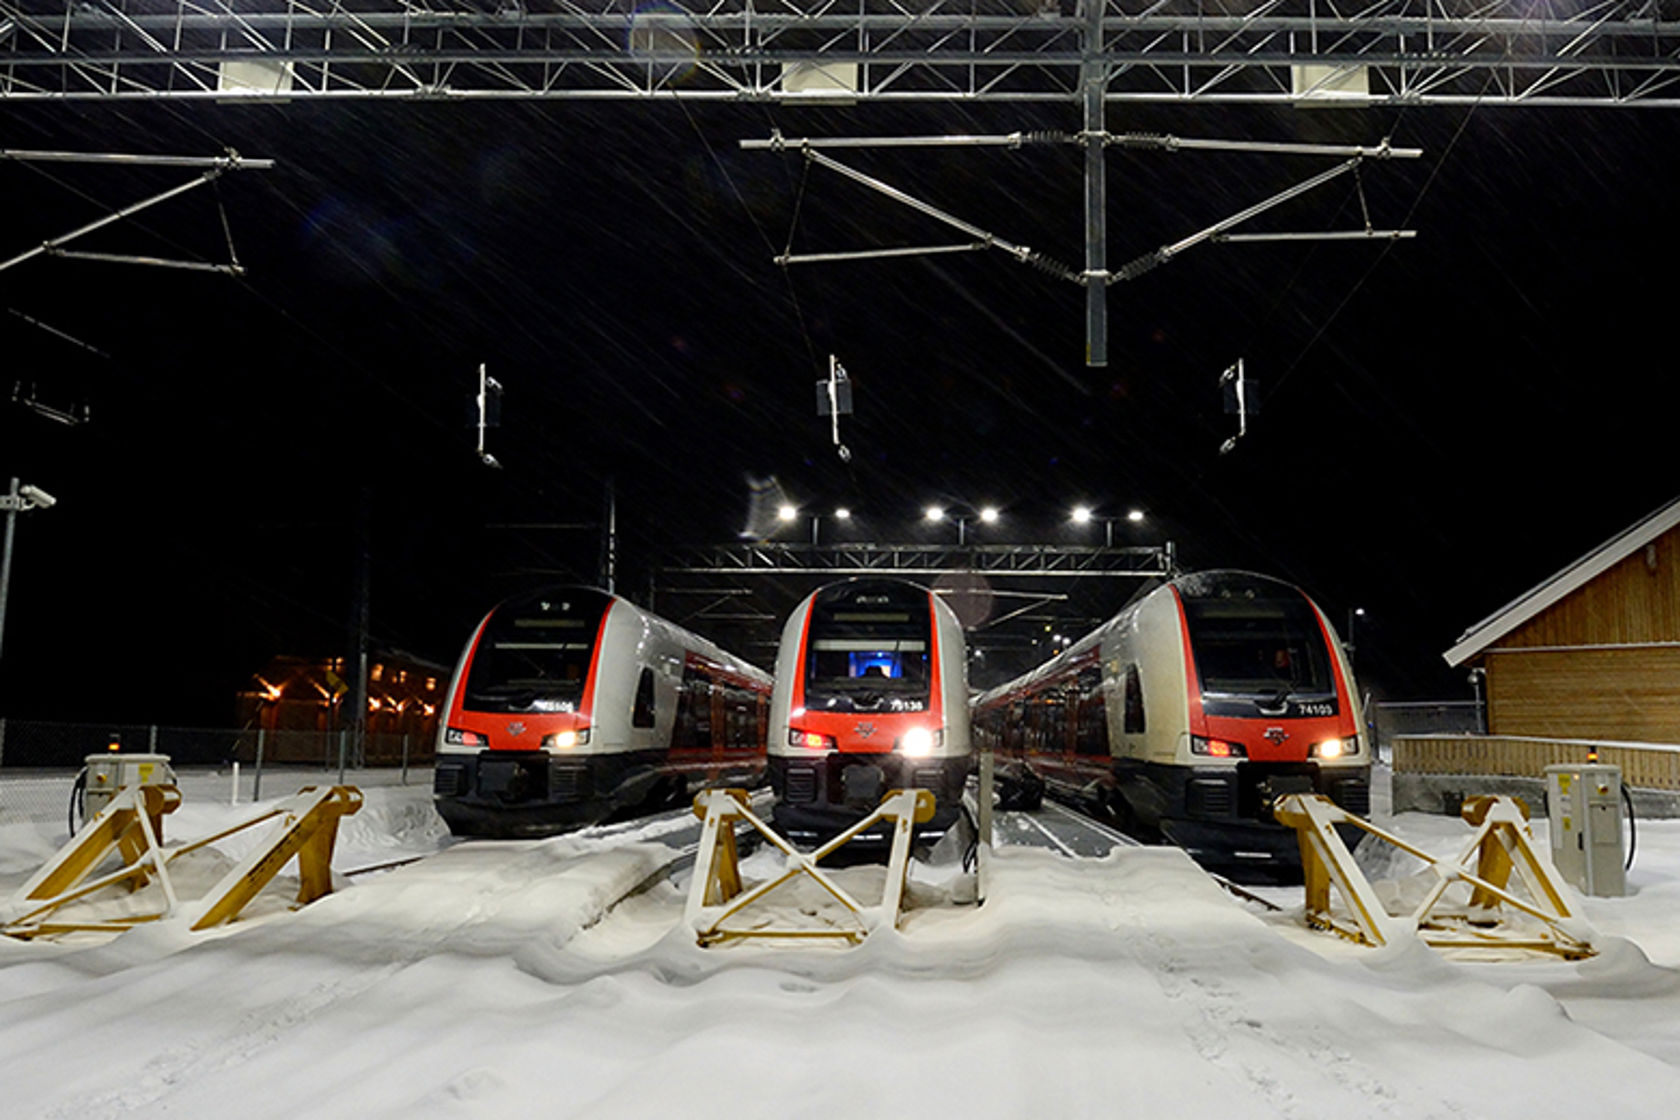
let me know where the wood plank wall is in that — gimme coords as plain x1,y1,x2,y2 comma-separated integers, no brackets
1476,522,1680,742
1393,735,1680,791
1487,646,1680,742
1495,524,1680,649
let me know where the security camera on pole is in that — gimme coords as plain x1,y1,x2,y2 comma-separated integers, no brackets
0,478,58,660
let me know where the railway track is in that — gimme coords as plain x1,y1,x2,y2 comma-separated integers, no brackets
997,796,1283,912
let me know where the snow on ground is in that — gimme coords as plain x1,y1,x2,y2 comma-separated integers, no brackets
1,768,1679,1118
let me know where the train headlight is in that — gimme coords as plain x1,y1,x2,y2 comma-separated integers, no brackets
444,727,489,747
543,728,590,751
898,727,942,757
1189,735,1247,759
1312,736,1356,759
789,729,836,751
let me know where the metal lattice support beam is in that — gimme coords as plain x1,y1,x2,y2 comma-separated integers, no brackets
0,1,1678,106
659,541,1175,577
649,541,1173,683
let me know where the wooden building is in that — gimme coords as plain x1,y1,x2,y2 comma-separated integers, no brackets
1445,495,1680,744
235,652,450,764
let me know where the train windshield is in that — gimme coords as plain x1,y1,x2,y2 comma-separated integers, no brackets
804,583,932,713
462,589,611,713
1180,585,1335,698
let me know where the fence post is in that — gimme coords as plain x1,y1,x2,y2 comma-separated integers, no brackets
254,727,265,801
148,724,158,752
401,733,410,786
337,729,348,785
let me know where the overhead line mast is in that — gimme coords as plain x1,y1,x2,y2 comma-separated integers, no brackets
746,130,1419,366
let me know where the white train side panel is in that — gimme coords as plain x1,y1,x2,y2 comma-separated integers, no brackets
976,570,1370,867
434,586,770,837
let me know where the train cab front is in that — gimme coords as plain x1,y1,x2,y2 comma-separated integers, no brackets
1156,574,1372,875
432,588,632,837
770,581,968,848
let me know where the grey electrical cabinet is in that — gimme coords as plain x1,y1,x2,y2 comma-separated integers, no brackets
83,752,177,820
1544,763,1626,897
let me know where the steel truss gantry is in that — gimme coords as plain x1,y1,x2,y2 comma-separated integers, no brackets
650,540,1175,672
0,1,1678,108
657,540,1176,578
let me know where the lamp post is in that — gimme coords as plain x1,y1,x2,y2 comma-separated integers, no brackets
826,506,852,545
1071,504,1145,547
926,503,999,545
780,503,853,545
0,478,58,660
1346,607,1365,669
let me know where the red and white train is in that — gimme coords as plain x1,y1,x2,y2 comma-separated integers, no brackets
434,586,771,837
973,570,1369,868
768,578,973,844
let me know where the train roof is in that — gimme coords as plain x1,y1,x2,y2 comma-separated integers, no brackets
488,584,771,682
974,569,1317,705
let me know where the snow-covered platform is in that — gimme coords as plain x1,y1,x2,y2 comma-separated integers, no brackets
2,786,1680,1117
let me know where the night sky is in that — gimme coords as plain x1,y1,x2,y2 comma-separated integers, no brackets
3,95,1677,726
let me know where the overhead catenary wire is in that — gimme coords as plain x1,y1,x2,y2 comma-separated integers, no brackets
1265,74,1497,402
0,128,628,639
675,98,829,384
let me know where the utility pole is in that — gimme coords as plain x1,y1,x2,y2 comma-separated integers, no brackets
0,478,18,661
600,479,617,594
1081,0,1108,367
0,478,58,661
346,488,372,773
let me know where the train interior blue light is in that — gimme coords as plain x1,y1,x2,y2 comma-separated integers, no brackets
849,652,902,679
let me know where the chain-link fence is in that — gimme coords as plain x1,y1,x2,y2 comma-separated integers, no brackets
0,769,79,838
1370,700,1484,761
0,719,437,841
0,719,435,771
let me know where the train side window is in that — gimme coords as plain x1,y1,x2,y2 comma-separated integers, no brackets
632,667,656,728
1076,667,1107,755
1123,663,1146,734
1077,667,1101,700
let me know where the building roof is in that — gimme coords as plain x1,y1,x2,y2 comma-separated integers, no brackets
1444,494,1680,667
